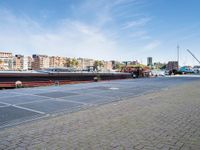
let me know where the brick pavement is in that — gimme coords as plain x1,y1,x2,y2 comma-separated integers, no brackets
0,82,200,150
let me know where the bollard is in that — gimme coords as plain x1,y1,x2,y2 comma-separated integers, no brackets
15,81,23,88
55,80,60,86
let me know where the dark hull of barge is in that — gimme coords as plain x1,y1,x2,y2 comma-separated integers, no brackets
0,72,132,88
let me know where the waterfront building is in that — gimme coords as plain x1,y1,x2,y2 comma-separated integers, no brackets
147,57,153,67
27,56,33,70
23,57,29,70
166,61,178,71
49,56,65,68
13,55,23,70
13,55,28,70
102,61,113,71
130,60,139,65
32,54,49,70
0,51,13,70
77,58,95,70
153,62,166,69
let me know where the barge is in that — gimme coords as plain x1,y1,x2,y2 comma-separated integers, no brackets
0,70,133,88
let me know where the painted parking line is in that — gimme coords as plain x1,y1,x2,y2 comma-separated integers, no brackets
1,77,200,130
0,100,46,115
16,98,89,106
18,100,85,114
0,105,9,108
54,98,90,105
0,101,11,106
6,91,89,105
12,105,46,115
5,91,81,100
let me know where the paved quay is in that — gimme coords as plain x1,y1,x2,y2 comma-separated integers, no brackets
0,77,200,149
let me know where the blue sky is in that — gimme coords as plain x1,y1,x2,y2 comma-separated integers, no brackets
0,0,200,65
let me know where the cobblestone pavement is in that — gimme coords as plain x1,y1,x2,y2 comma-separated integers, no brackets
0,81,200,150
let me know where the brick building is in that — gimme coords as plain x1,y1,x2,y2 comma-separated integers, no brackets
32,54,49,70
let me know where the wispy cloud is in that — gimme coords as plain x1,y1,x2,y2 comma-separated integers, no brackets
129,31,151,40
144,40,161,50
0,9,118,60
122,17,151,29
0,0,157,61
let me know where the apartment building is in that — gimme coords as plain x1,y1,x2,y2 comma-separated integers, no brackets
131,60,139,65
147,57,153,66
166,61,178,71
27,56,33,70
13,55,28,70
77,58,95,69
32,54,49,70
0,52,13,70
49,56,65,68
102,61,113,71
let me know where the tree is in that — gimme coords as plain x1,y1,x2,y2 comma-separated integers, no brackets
0,59,3,70
70,58,79,68
93,60,104,71
64,58,70,67
64,58,79,68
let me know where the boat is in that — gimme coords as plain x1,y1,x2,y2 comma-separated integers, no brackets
0,69,132,88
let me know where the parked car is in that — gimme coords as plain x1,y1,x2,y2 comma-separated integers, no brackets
179,66,194,74
193,66,200,73
164,70,170,75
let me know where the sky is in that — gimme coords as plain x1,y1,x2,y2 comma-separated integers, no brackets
0,0,200,66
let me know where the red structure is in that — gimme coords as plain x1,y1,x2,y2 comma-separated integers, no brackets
120,66,151,78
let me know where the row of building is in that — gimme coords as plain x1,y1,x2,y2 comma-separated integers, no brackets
0,52,113,71
0,51,179,72
147,57,179,71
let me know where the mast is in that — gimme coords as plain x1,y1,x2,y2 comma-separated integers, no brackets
177,44,180,69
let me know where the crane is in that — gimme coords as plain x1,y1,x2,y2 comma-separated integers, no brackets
186,49,200,64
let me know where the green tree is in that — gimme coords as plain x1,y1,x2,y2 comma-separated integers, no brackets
70,58,79,68
0,59,3,70
64,58,79,68
64,58,71,67
114,64,120,69
93,60,104,71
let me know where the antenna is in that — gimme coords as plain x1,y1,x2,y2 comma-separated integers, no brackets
177,44,180,68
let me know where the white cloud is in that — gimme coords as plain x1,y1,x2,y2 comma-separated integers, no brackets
122,17,151,29
144,40,161,50
129,31,151,40
0,9,118,60
0,0,156,62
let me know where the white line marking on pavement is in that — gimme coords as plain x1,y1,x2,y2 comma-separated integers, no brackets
12,105,46,115
0,100,46,115
5,91,77,100
5,90,90,105
109,87,119,90
13,99,51,105
0,101,11,106
54,98,89,105
0,106,9,108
